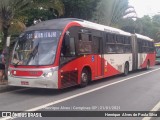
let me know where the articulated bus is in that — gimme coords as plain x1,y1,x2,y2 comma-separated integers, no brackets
155,42,160,64
8,18,155,89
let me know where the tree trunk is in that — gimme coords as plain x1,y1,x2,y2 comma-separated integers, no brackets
2,26,10,80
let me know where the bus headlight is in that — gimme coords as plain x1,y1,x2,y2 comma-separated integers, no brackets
46,72,53,77
43,72,53,78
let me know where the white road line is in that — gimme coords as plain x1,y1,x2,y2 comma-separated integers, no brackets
1,68,160,120
142,101,160,120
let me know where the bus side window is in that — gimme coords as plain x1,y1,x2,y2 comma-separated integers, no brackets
106,34,116,53
61,33,76,57
69,38,76,55
138,39,142,53
78,33,92,54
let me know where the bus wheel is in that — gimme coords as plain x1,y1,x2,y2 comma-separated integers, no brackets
80,69,89,87
124,63,129,76
146,60,150,70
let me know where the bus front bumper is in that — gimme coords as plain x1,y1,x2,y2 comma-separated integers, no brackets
8,67,59,89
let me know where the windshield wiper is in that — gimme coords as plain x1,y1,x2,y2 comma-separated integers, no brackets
13,61,21,67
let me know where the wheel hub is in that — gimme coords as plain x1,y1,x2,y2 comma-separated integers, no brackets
82,73,87,82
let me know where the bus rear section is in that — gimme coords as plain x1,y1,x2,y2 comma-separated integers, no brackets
131,34,155,70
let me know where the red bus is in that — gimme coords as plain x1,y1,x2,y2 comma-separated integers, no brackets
8,18,155,89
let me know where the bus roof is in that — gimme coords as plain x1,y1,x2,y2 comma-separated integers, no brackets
26,18,131,36
135,33,153,42
78,20,131,36
26,18,81,31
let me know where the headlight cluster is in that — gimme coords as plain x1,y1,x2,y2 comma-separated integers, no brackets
42,72,53,78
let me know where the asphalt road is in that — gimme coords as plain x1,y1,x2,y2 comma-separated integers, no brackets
1,65,160,120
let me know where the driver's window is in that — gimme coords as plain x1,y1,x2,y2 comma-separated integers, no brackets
61,32,76,57
60,30,76,65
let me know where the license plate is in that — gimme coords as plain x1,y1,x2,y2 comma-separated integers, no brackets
21,81,29,85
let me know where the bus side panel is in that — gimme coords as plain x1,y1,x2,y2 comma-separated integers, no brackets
59,55,96,89
59,54,124,89
103,54,132,77
138,53,155,69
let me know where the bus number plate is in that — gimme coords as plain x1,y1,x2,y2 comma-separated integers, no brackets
21,81,29,85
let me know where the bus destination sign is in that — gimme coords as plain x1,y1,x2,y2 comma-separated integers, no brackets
26,31,60,39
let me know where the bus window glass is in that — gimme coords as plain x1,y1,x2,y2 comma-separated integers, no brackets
138,39,142,53
11,30,61,66
106,44,116,53
61,34,76,57
105,34,116,53
69,38,76,55
78,33,92,54
93,36,101,54
82,34,89,41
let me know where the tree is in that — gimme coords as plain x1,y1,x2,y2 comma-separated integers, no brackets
9,20,26,35
31,0,64,17
0,0,30,79
62,0,99,20
119,18,135,33
0,0,30,48
19,0,65,26
119,15,160,42
152,15,160,28
94,0,136,26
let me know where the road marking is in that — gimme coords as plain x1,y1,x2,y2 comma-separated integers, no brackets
142,101,160,120
1,68,160,120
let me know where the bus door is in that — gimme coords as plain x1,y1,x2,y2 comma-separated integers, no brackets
131,35,138,70
93,36,104,78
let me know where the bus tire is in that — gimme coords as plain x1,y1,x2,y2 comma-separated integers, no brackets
80,68,89,87
124,62,129,76
146,60,150,70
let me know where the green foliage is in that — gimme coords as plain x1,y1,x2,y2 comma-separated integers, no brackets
21,8,57,27
9,20,26,35
119,15,160,42
31,0,64,16
62,0,99,20
19,0,65,26
1,0,160,42
152,15,160,27
119,18,135,33
94,0,132,26
0,0,30,47
22,0,99,26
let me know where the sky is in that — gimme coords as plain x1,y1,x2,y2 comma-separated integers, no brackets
129,0,160,17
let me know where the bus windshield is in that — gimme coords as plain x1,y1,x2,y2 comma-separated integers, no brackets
11,30,61,66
